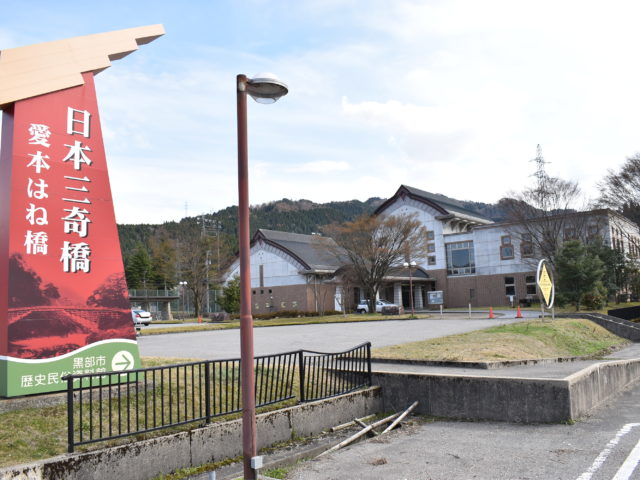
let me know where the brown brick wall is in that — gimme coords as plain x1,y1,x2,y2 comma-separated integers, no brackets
441,272,536,308
251,283,337,314
413,269,537,308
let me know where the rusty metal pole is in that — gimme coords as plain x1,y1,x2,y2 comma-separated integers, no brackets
236,74,257,480
409,266,414,317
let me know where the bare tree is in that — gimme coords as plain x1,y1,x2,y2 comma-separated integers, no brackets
323,213,429,314
177,235,214,319
597,153,640,228
502,146,587,268
334,265,359,315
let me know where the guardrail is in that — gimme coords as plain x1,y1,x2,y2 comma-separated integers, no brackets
63,342,371,452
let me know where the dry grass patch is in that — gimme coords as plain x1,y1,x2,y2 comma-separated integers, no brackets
373,319,628,362
0,356,299,468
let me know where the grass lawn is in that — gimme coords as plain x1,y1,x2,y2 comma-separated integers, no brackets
141,313,424,335
0,356,299,468
372,318,629,362
0,316,629,469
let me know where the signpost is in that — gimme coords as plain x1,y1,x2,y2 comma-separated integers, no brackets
428,290,444,319
536,259,555,321
0,26,164,397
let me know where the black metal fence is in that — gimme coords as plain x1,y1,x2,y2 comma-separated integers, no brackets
608,305,640,321
64,342,371,452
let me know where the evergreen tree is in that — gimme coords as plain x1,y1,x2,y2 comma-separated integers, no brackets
218,275,241,314
125,243,152,289
586,240,632,303
149,236,176,290
556,240,605,310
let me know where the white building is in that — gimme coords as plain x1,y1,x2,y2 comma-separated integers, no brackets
224,185,640,311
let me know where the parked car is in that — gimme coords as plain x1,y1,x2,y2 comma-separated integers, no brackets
356,299,398,313
131,309,152,326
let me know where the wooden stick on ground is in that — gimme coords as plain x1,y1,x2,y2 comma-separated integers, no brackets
381,401,419,434
330,414,376,432
355,418,378,436
319,412,401,457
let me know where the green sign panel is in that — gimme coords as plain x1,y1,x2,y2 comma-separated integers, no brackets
0,339,140,397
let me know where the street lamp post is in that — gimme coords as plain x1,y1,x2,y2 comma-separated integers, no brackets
179,281,187,319
236,72,288,480
403,261,416,317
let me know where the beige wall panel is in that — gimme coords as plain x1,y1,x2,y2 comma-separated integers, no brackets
0,24,164,108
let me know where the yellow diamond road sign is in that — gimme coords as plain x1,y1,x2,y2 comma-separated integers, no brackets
538,263,553,306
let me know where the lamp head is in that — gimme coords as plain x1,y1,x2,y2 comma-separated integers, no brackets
247,73,288,104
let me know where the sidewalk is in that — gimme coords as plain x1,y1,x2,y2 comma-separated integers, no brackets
185,344,640,480
371,342,640,379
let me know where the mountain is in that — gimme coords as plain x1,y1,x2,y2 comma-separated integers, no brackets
117,195,509,280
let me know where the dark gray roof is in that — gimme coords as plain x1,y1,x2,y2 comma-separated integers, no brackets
375,185,493,223
253,229,343,272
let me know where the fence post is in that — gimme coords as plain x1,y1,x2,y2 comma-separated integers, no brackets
366,342,372,386
298,350,306,403
66,376,75,453
204,362,211,423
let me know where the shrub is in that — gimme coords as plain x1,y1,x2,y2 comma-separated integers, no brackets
582,282,608,310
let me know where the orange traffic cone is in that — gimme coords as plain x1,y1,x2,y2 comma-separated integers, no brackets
489,307,494,319
516,306,523,318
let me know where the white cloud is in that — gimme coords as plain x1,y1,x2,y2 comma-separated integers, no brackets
288,160,350,173
3,1,640,222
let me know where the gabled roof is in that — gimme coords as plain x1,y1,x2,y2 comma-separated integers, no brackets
253,229,343,272
375,185,494,224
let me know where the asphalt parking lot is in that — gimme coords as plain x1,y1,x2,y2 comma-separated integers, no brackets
137,315,527,359
287,380,640,480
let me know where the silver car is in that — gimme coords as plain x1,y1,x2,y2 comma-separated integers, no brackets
131,309,152,326
356,299,398,313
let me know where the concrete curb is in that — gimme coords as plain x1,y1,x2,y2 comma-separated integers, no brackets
371,355,600,370
0,388,382,480
372,355,640,423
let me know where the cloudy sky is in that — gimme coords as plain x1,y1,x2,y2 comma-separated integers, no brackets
1,1,639,224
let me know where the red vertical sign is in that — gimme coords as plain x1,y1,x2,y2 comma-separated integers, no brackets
0,73,140,396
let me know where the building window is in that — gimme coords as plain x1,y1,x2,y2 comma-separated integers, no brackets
521,242,534,257
428,256,436,266
427,243,436,253
521,233,532,243
526,275,536,296
500,235,514,260
445,241,475,275
504,277,515,296
426,230,435,240
259,264,264,287
500,244,514,260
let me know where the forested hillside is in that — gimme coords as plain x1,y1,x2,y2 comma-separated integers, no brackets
118,195,507,290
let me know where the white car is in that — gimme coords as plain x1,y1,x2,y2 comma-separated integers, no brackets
131,309,152,326
356,299,398,313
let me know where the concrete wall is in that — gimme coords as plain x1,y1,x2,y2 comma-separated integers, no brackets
373,357,640,424
0,387,382,480
373,372,570,423
568,359,640,418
